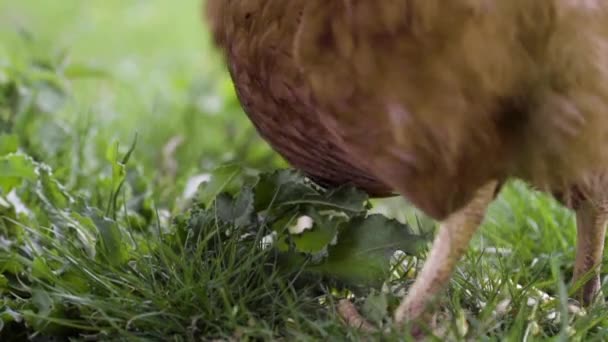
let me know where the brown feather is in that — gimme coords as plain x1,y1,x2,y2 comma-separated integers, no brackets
206,0,608,219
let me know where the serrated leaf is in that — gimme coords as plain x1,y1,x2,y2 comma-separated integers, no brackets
0,153,37,192
291,210,341,253
37,169,71,209
0,153,36,179
215,186,255,228
321,186,369,213
311,214,426,285
254,170,369,214
278,188,367,213
254,169,306,210
292,227,333,253
198,164,243,207
0,254,24,275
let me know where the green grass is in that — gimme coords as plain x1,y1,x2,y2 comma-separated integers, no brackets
1,1,608,340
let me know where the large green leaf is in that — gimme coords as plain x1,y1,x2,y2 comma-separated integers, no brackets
196,168,427,286
214,186,255,228
288,208,344,254
254,169,369,215
310,214,426,285
0,153,37,192
198,164,244,207
254,169,316,211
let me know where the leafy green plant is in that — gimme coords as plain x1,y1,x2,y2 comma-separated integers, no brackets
0,146,426,339
180,167,426,285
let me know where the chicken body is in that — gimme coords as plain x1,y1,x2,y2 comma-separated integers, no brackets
207,0,608,334
206,0,392,196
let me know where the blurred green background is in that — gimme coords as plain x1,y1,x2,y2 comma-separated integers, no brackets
0,0,283,195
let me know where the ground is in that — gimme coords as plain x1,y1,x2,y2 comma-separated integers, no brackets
1,1,607,340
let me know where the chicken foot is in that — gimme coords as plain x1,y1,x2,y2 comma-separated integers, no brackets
572,196,608,305
336,181,497,335
393,181,498,330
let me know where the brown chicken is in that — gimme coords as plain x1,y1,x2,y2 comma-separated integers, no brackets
206,0,608,333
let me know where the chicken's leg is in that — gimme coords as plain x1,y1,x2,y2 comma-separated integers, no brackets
572,199,608,305
394,181,497,327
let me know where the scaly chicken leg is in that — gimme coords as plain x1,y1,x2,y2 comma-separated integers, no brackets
573,198,608,305
394,181,497,325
